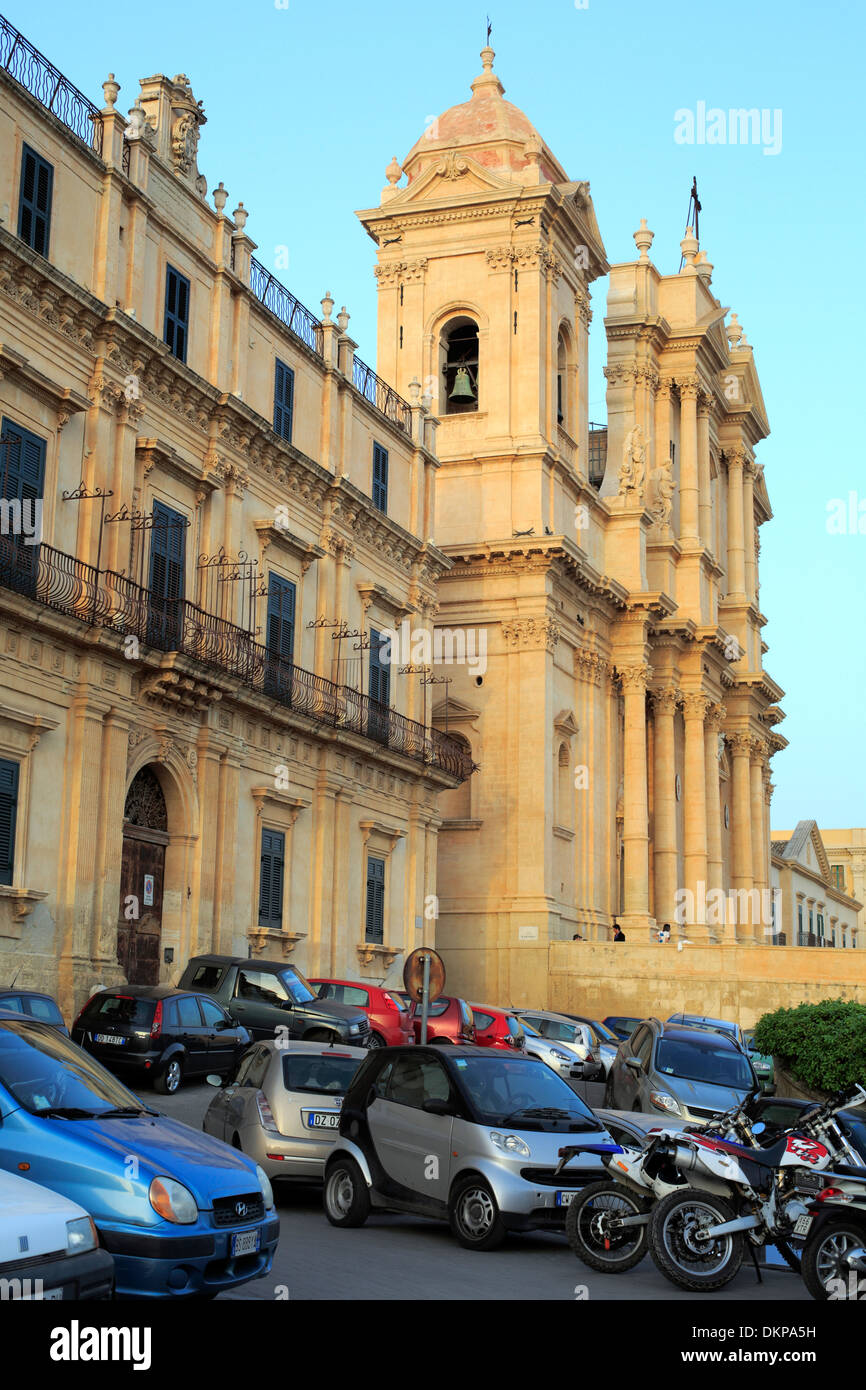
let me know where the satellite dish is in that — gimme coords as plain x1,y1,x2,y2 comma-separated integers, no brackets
403,947,446,1003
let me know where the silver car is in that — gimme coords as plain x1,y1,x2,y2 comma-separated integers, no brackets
515,1010,603,1075
519,1019,588,1079
323,1046,620,1249
203,1039,368,1182
605,1019,759,1124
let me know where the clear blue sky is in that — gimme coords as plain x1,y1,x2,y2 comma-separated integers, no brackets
10,0,864,828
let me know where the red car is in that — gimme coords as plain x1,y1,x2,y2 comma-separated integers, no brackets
471,1003,526,1051
309,978,412,1048
406,993,476,1045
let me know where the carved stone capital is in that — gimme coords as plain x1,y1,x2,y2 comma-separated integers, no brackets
681,692,711,722
706,702,727,733
618,664,649,693
486,246,516,271
502,616,560,653
653,685,680,717
728,731,753,756
604,362,638,387
676,374,701,401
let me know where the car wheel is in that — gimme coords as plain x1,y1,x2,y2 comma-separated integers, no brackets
449,1175,507,1251
429,1036,452,1044
324,1158,370,1228
367,1032,386,1049
154,1057,183,1095
566,1181,651,1272
649,1189,744,1292
802,1220,866,1300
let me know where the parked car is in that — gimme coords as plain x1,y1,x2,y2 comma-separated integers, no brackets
323,1046,621,1249
602,1015,644,1041
178,955,371,1047
71,985,251,1095
0,1012,279,1298
203,1040,368,1182
514,1010,601,1075
406,993,476,1045
519,1018,588,1080
0,988,67,1034
743,1028,775,1090
309,979,412,1048
0,1167,114,1299
604,1018,759,1123
556,1013,620,1076
666,1012,748,1050
471,1004,525,1051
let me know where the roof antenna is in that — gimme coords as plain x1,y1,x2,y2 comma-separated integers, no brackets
679,176,701,269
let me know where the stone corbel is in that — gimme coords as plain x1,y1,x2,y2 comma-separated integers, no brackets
255,518,325,574
359,820,406,853
251,786,310,823
356,943,401,970
248,926,306,958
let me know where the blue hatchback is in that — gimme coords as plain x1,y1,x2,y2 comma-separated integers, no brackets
0,1012,280,1298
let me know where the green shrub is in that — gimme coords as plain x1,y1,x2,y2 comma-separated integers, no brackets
752,998,866,1093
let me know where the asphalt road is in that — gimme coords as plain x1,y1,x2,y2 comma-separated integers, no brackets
143,1081,810,1302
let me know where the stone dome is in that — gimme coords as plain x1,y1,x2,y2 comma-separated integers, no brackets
402,48,567,186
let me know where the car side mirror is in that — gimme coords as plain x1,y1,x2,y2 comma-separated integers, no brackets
422,1098,452,1116
625,1056,643,1071
281,1000,293,1010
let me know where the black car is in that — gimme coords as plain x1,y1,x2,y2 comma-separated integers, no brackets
71,985,250,1094
177,955,371,1047
0,988,67,1034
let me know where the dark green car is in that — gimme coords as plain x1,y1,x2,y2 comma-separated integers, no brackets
743,1029,775,1090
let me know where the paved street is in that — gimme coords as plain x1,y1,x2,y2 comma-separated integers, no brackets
145,1082,810,1302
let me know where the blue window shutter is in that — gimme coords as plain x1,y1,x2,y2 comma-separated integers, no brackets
259,828,285,928
163,266,190,363
149,501,186,602
1,418,47,504
372,443,388,514
18,146,53,257
368,628,390,707
0,759,19,887
273,360,294,442
365,856,385,944
266,574,296,661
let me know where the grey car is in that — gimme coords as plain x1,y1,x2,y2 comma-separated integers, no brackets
203,1039,368,1182
666,1012,748,1050
519,1018,588,1079
323,1046,620,1249
514,1010,602,1074
605,1019,759,1124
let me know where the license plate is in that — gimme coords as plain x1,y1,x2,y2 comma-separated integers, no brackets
306,1112,339,1129
794,1214,814,1236
231,1229,261,1256
42,1287,64,1301
94,1034,126,1045
555,1190,579,1206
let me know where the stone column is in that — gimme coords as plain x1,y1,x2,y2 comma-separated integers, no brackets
697,392,713,549
729,732,754,937
654,380,673,519
620,665,650,927
725,446,748,597
704,705,726,923
682,694,709,927
750,739,769,939
743,461,757,602
678,377,700,541
652,686,679,929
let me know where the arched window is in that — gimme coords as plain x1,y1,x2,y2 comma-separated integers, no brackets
557,331,568,428
556,742,572,828
440,318,479,416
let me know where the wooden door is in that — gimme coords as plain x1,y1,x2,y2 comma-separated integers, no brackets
117,767,169,986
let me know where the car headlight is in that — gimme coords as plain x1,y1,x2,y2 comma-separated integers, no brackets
649,1091,682,1115
149,1177,198,1225
550,1048,573,1062
349,1023,361,1034
255,1163,275,1211
66,1216,97,1254
489,1131,531,1158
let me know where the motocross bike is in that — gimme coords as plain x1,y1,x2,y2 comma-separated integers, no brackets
556,1090,774,1274
646,1083,866,1292
800,1179,866,1300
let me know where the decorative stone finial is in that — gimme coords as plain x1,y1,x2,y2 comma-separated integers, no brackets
726,313,743,348
321,292,334,323
680,225,699,266
336,306,350,333
472,45,504,98
102,74,120,110
693,249,713,282
633,218,654,261
232,202,248,232
408,377,421,405
212,181,228,214
385,155,402,187
481,45,495,72
126,99,146,141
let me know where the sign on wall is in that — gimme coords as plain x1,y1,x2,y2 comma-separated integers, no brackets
143,874,155,907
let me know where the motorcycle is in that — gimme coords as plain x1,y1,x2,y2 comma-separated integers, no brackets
645,1084,866,1292
800,1177,866,1300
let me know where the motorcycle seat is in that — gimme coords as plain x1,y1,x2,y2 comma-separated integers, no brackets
824,1164,866,1181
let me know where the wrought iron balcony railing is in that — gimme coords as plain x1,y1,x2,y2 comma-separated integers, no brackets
0,536,473,782
353,357,412,434
248,256,323,357
0,12,103,156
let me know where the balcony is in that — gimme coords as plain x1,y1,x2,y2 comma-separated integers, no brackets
352,357,412,435
0,536,474,782
248,257,324,357
0,13,103,156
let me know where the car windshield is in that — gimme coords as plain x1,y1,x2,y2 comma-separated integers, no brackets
520,1019,541,1037
279,970,316,1005
454,1056,601,1131
677,1019,736,1042
655,1038,753,1089
0,1020,145,1114
282,1054,363,1095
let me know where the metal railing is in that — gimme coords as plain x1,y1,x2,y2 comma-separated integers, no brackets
0,535,474,782
248,256,323,356
0,13,103,156
352,357,412,434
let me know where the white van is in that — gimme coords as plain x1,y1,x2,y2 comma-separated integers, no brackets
0,1170,114,1300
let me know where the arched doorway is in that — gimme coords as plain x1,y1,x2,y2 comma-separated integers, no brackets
117,766,168,985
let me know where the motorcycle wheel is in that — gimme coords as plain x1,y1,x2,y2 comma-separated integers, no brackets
802,1219,866,1301
649,1189,744,1292
565,1181,651,1272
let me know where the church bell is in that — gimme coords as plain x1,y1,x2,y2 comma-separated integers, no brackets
449,366,475,401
